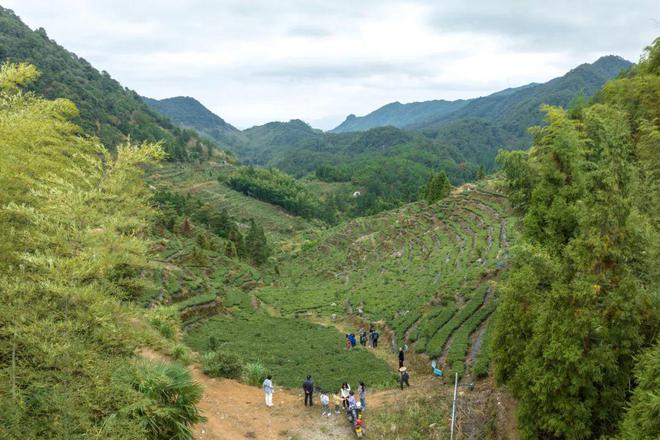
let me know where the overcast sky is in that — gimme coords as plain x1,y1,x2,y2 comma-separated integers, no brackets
4,1,659,129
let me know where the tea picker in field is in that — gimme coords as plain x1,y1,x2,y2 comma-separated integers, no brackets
399,367,410,390
263,375,274,407
303,375,314,406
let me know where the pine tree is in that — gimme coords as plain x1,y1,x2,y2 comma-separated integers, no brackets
245,218,270,265
423,171,452,204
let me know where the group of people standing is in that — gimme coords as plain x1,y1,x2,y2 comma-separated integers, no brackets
299,375,368,418
346,327,380,350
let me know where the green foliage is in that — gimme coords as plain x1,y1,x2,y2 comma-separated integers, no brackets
186,312,395,391
242,361,269,386
426,287,489,358
245,218,271,265
0,62,203,439
0,7,233,162
492,41,659,439
445,301,496,378
115,360,204,440
423,171,452,204
202,351,244,379
171,344,193,365
472,319,496,378
617,341,660,439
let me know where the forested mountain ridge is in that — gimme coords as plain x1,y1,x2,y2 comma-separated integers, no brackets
332,55,632,135
331,98,470,133
142,96,248,153
0,7,230,162
415,55,633,136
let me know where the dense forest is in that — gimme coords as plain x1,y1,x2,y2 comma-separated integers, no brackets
493,39,659,439
0,7,232,162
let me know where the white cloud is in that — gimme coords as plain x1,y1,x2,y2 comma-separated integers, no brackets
3,0,658,129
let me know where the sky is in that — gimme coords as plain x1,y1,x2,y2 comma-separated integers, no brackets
4,1,659,130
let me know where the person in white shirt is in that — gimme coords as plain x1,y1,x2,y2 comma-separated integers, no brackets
263,375,274,407
340,382,351,409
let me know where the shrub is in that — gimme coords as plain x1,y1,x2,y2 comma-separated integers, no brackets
202,351,243,379
171,344,192,365
242,361,268,386
116,359,204,440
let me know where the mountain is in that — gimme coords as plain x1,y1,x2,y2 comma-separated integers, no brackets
142,96,247,152
413,55,633,136
332,56,632,135
331,99,470,133
0,6,228,162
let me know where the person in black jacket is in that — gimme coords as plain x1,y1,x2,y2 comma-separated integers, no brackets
398,347,405,368
303,375,314,406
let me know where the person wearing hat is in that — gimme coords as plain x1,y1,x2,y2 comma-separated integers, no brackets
399,367,410,390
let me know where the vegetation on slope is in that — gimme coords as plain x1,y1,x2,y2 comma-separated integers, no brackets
0,63,202,439
0,7,231,162
492,39,659,439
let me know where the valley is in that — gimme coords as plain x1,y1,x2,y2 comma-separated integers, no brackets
0,4,657,440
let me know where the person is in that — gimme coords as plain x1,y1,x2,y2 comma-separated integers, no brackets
359,331,367,347
368,327,374,348
333,390,342,414
345,334,352,351
263,375,274,407
349,333,357,347
372,329,380,348
399,367,410,390
347,390,357,422
358,381,367,412
303,375,314,406
398,347,405,368
340,382,351,408
320,391,330,416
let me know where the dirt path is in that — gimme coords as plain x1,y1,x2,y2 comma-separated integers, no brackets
141,346,432,440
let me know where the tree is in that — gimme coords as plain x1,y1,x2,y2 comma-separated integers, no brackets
245,218,270,265
0,62,202,439
423,171,451,204
492,46,659,438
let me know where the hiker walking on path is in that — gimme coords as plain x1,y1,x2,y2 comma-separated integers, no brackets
399,367,410,390
345,334,352,350
263,375,274,407
358,382,367,412
303,375,314,406
398,347,405,368
349,333,357,348
320,391,330,416
359,330,367,347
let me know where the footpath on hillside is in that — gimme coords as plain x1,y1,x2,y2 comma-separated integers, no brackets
142,337,444,440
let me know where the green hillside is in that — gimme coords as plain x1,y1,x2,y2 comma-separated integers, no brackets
142,96,248,153
0,7,230,162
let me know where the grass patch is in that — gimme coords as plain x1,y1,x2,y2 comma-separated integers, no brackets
185,312,396,391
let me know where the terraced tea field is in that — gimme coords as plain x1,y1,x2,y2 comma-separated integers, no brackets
256,187,512,378
148,163,315,242
150,161,513,384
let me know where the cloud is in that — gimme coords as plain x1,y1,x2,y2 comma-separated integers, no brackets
3,0,658,130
